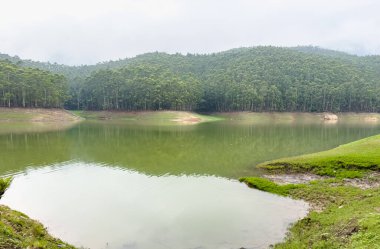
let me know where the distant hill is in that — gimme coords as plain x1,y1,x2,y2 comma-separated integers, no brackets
0,60,67,108
291,46,358,59
1,46,380,112
1,46,379,79
0,52,133,79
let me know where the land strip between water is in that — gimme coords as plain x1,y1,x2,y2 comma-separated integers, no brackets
240,135,380,248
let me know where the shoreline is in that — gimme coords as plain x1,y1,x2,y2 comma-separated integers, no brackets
70,109,223,125
0,204,76,249
0,108,83,122
0,108,83,134
0,178,76,249
240,133,380,248
263,171,380,190
1,107,379,124
1,107,380,248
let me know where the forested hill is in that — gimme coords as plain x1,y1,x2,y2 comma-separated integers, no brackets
0,53,132,80
1,46,380,112
0,60,67,108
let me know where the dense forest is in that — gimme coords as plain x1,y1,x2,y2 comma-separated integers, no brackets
0,60,67,108
1,46,380,112
74,65,202,111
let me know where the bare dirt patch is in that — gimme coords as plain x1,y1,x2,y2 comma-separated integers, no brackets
263,172,380,190
343,172,380,189
364,116,379,123
30,109,82,122
323,113,338,121
0,108,82,134
77,110,207,125
263,173,328,185
171,116,202,125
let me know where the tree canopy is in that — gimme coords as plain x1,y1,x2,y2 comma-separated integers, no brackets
68,65,202,111
1,46,380,112
0,60,67,108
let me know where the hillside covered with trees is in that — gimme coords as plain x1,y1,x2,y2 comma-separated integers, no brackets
0,60,67,108
1,46,380,112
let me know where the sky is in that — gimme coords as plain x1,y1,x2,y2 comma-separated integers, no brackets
0,0,379,65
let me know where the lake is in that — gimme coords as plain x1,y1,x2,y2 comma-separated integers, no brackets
1,113,380,249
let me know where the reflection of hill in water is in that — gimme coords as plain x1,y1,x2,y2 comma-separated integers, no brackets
1,163,309,249
1,120,380,178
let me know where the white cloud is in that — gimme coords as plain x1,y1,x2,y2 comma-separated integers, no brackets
0,0,379,65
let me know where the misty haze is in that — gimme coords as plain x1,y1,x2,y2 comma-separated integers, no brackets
0,1,379,249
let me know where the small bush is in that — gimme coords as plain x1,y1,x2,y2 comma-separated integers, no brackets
0,178,12,198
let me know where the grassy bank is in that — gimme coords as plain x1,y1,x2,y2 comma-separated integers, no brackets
0,178,76,249
240,134,380,248
0,205,76,249
71,110,222,125
257,134,380,178
240,177,380,248
0,108,81,122
0,108,82,134
213,112,380,125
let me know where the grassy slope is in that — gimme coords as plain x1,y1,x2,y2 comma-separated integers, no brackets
71,110,222,125
0,108,81,122
0,108,82,134
240,177,380,249
241,134,380,248
211,112,380,128
0,178,76,249
0,205,76,249
257,134,380,177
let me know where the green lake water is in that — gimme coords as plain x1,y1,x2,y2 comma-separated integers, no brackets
1,115,380,249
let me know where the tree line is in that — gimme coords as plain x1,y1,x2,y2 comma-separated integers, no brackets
0,60,67,108
1,46,380,112
65,65,202,111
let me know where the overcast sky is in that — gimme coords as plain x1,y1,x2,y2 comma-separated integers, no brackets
0,0,379,65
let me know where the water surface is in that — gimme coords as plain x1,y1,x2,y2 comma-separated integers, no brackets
2,163,308,249
1,119,380,177
1,115,380,249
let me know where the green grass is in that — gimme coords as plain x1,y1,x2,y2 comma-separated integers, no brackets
258,134,380,177
0,205,76,249
0,178,76,249
241,134,380,248
240,177,380,248
71,110,223,125
213,112,328,125
279,183,380,249
239,177,305,195
0,111,35,121
0,178,12,198
0,108,82,134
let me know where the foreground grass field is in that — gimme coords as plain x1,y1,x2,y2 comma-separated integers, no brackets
241,134,380,248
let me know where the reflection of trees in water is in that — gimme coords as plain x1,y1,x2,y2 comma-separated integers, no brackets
0,130,71,175
1,121,380,178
